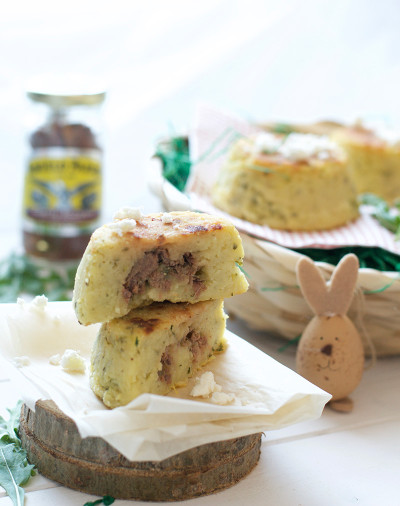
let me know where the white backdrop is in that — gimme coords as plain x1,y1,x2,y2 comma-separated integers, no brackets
0,0,399,248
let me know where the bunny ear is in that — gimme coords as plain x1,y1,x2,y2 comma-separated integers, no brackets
296,256,329,316
297,254,359,317
327,253,359,315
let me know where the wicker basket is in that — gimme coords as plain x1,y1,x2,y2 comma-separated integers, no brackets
149,158,400,357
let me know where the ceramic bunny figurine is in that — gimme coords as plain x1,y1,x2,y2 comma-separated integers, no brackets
296,253,364,412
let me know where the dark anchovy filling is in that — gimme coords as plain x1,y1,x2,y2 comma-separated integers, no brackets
123,247,205,299
158,330,208,384
158,346,173,383
180,330,208,360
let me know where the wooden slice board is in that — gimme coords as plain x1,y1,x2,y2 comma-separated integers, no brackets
20,400,262,501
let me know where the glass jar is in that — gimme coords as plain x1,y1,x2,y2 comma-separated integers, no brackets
23,89,106,261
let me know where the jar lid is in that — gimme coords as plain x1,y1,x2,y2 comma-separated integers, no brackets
26,74,106,108
27,90,106,108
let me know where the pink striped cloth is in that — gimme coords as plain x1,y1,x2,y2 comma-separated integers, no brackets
187,104,400,255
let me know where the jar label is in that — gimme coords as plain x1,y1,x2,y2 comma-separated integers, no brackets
23,149,102,224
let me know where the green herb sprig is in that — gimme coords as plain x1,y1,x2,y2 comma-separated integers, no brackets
155,136,191,192
154,129,242,192
0,253,76,303
270,123,295,135
294,246,400,272
84,496,115,506
0,401,35,506
359,193,400,239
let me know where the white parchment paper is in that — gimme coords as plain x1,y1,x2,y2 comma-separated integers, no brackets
0,299,330,461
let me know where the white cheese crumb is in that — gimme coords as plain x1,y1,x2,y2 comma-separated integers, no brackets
29,295,48,314
190,371,236,404
190,371,222,398
108,218,137,236
113,207,143,220
254,132,339,161
210,391,235,405
161,213,174,224
49,353,61,366
13,356,30,368
254,132,283,153
279,133,338,161
60,349,86,373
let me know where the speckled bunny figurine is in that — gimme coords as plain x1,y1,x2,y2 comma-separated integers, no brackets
296,253,364,412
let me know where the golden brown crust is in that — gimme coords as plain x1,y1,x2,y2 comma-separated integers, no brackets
125,318,161,334
333,125,390,149
112,301,213,335
105,212,228,245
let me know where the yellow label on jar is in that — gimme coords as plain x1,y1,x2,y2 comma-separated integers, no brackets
23,151,102,224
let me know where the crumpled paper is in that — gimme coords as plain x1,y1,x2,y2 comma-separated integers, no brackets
186,104,400,255
0,298,330,461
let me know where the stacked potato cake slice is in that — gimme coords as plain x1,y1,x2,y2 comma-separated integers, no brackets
73,210,248,408
212,132,359,230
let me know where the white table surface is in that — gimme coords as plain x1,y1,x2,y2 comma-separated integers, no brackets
0,315,398,506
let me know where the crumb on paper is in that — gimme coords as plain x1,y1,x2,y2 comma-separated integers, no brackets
60,349,86,373
113,207,143,221
49,353,61,366
13,356,30,368
190,372,236,405
190,371,220,398
29,295,48,314
16,295,49,314
210,391,235,405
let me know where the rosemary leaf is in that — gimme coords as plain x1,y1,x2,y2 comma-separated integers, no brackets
359,193,400,235
0,253,75,302
0,402,35,506
84,496,115,506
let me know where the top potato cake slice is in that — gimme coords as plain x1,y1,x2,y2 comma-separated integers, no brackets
73,211,248,325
